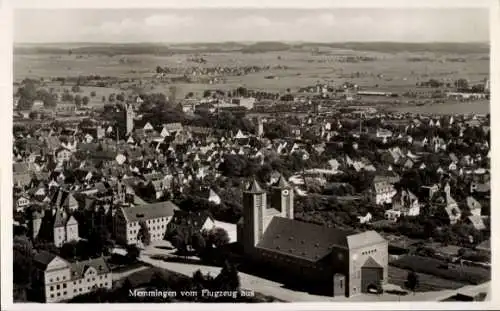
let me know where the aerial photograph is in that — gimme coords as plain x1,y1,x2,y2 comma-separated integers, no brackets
11,6,490,304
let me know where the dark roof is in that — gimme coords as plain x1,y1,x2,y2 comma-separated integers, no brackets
256,217,354,262
33,250,58,269
245,179,265,194
69,257,110,280
121,200,179,222
170,210,213,231
362,256,383,269
13,162,29,174
272,174,290,188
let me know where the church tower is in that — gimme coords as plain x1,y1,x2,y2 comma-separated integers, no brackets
271,174,294,219
126,103,134,135
256,117,264,137
241,179,267,252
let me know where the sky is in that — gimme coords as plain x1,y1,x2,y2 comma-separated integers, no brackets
14,8,490,43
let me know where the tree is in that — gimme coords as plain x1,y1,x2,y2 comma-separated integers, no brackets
71,85,81,93
74,94,82,107
156,66,164,74
208,227,230,248
170,232,187,253
90,91,97,97
102,96,106,103
191,232,206,253
60,240,79,260
454,79,469,91
406,270,419,294
126,244,140,262
138,220,151,246
82,96,90,106
108,93,115,102
214,260,240,291
203,90,211,98
116,94,125,102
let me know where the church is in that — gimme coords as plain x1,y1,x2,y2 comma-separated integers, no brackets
237,176,389,297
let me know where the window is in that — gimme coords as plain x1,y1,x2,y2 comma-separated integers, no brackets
92,277,95,281
50,278,53,283
50,294,54,298
57,293,61,297
63,291,67,295
100,275,103,280
63,283,67,288
56,277,60,281
56,284,60,290
74,289,77,293
62,276,66,280
79,288,83,292
50,286,54,291
79,280,82,284
73,281,76,285
339,280,343,289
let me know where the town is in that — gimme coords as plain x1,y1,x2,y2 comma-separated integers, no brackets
10,10,491,303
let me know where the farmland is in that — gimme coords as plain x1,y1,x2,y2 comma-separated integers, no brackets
14,42,489,108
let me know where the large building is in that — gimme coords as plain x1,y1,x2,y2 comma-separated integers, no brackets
237,177,388,297
113,201,179,246
32,251,112,302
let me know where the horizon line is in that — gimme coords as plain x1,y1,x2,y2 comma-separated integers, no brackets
14,40,490,45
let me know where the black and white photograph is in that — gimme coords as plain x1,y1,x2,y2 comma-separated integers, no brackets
2,0,497,308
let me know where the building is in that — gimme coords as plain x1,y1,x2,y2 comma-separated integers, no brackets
371,177,397,205
237,177,388,297
126,103,134,135
232,97,256,110
53,211,79,247
113,201,179,245
32,251,112,302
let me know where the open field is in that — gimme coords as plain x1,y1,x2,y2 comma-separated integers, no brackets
388,100,490,115
14,43,489,100
388,266,467,292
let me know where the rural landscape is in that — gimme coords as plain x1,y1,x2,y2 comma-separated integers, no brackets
11,8,491,306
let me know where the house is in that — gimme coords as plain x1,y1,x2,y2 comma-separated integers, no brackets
113,201,179,246
15,195,31,213
237,179,388,297
466,196,482,216
50,188,79,212
384,189,420,221
32,252,111,302
357,212,372,224
54,147,72,164
52,211,79,247
371,176,397,205
466,215,486,231
208,188,221,205
166,210,216,242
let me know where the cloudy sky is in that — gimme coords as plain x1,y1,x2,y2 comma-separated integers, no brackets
14,8,489,43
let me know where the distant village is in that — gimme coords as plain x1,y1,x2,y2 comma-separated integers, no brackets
12,74,491,302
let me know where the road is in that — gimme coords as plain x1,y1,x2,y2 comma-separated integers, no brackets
138,249,490,302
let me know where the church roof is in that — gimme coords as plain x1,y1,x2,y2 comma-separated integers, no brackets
272,174,290,188
256,217,355,262
246,179,264,194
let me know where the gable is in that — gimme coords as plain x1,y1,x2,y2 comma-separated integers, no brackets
46,256,70,271
84,266,98,276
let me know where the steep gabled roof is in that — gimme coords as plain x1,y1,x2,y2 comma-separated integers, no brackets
245,179,265,194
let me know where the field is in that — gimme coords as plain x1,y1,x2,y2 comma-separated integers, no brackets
391,256,490,285
14,42,489,103
388,266,467,292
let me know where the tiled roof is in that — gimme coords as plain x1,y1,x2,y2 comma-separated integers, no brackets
33,250,58,269
121,200,179,223
69,257,110,280
256,217,354,262
347,231,386,249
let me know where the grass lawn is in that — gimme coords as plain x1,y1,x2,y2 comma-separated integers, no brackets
391,255,490,285
388,266,467,292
